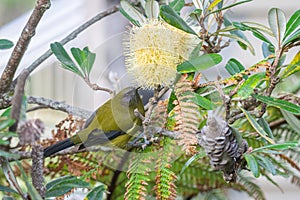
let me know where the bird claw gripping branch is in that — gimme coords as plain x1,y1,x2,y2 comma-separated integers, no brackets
197,113,248,182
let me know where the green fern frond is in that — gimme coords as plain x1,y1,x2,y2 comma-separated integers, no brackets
154,137,177,200
238,174,266,200
124,152,151,200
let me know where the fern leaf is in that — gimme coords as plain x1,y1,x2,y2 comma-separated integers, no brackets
154,137,177,200
173,75,200,154
125,153,151,200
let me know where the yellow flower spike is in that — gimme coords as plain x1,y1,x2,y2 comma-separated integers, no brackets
124,19,199,88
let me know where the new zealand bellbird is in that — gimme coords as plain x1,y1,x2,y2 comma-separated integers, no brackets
44,87,145,157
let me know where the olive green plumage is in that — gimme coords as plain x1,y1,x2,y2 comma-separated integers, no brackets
44,87,145,157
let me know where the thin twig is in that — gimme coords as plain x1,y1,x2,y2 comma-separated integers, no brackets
27,96,91,118
0,0,51,94
84,77,114,94
25,5,119,76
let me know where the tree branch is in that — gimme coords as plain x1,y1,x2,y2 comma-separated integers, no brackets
27,96,91,118
25,5,119,76
0,0,51,94
9,69,30,132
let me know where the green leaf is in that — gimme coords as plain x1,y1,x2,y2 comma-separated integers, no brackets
177,53,222,73
0,185,19,194
169,0,185,13
145,0,159,19
119,0,145,26
255,155,276,175
282,28,300,46
268,8,286,43
282,51,300,78
281,109,300,134
237,72,265,98
232,22,274,46
178,151,206,179
252,142,298,153
85,185,106,200
209,0,252,15
192,93,216,110
160,5,197,35
2,159,24,197
283,9,300,42
16,162,43,200
0,39,14,49
46,176,89,198
2,196,16,200
0,107,11,117
244,154,260,178
241,108,275,144
257,117,274,140
207,0,223,11
262,42,274,58
0,150,20,159
50,42,82,76
218,33,255,55
223,18,250,51
225,58,245,75
71,47,96,77
189,41,203,59
252,94,300,114
0,118,15,131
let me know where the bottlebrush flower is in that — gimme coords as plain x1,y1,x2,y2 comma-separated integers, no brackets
124,19,199,88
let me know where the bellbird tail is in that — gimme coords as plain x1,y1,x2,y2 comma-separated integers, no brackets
44,87,145,157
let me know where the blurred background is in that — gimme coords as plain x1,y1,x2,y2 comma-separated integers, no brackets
0,0,299,199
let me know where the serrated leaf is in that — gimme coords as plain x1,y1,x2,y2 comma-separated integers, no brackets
252,142,298,153
218,33,255,55
50,42,82,76
256,155,276,175
192,93,216,110
225,58,245,75
177,53,222,73
120,0,145,26
257,117,274,140
281,109,300,134
241,108,275,144
252,94,300,114
223,18,250,51
268,8,286,43
0,185,19,194
0,39,14,49
84,185,106,200
282,51,300,78
283,9,300,42
233,22,274,46
178,151,206,178
244,154,260,178
169,0,185,13
145,0,159,19
160,5,198,35
237,72,265,98
46,176,89,198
